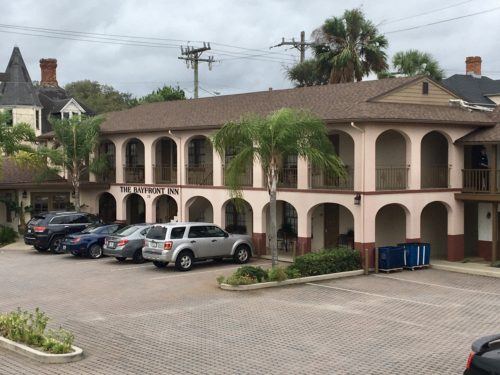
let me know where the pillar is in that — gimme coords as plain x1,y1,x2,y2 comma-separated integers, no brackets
408,134,421,190
297,157,309,189
115,139,124,184
213,147,223,186
144,139,154,185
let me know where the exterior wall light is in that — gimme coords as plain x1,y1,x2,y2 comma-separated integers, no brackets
22,190,27,199
354,193,361,205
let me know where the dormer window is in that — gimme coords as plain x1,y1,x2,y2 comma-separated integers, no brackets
422,82,429,95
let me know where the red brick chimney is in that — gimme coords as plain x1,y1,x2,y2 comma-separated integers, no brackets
39,58,58,87
465,56,482,78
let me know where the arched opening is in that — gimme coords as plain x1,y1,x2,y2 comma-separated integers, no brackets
186,196,213,222
224,146,253,187
154,137,177,184
155,195,178,223
311,130,354,190
125,193,146,224
277,154,298,188
421,131,449,188
98,140,116,183
376,130,409,190
263,200,298,255
421,202,448,259
309,203,354,251
223,199,253,234
98,192,116,223
375,204,407,247
187,136,213,185
124,138,145,183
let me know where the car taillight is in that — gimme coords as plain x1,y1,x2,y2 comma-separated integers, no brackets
117,239,129,247
33,226,46,233
164,241,173,250
466,352,475,369
71,237,81,244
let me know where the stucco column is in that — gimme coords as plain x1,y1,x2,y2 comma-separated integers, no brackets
406,209,421,242
252,202,266,255
143,139,154,185
115,139,124,184
213,147,223,186
408,134,421,190
145,196,154,223
449,143,463,189
180,137,187,185
364,128,376,191
253,159,263,188
447,200,465,261
116,195,125,221
297,157,309,189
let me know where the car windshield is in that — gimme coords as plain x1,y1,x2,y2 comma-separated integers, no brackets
28,216,45,226
80,225,103,234
114,225,140,237
146,226,167,240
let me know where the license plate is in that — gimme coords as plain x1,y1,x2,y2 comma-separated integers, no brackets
151,242,157,248
108,242,115,248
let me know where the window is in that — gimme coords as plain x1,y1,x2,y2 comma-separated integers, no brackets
188,226,208,238
422,82,429,95
50,215,71,225
70,214,89,224
205,226,226,237
188,138,206,166
283,202,298,235
63,112,70,119
35,110,40,130
170,227,186,239
126,141,139,166
147,226,168,240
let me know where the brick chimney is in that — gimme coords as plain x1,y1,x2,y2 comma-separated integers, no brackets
465,56,482,78
39,58,58,87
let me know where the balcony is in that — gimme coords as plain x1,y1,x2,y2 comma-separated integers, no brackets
97,169,116,184
462,169,500,193
154,164,177,184
421,165,449,189
310,166,354,190
223,167,253,187
277,167,297,188
187,164,213,185
376,166,409,190
124,166,145,183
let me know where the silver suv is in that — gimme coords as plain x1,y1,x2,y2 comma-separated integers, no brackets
142,222,253,271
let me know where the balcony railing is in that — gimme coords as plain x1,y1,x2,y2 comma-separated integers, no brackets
277,166,297,188
223,167,253,187
421,165,449,188
310,166,354,190
96,169,116,184
124,166,145,183
187,164,213,185
376,166,409,190
462,169,500,193
154,164,177,184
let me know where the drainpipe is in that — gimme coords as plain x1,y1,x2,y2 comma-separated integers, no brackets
168,130,182,222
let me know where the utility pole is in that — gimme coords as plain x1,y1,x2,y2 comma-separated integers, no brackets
178,42,214,99
270,31,312,63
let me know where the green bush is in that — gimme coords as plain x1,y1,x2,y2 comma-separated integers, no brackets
216,275,226,285
491,260,500,268
267,266,288,282
234,266,268,282
285,265,302,279
0,226,17,245
293,248,361,277
0,308,74,354
225,274,256,286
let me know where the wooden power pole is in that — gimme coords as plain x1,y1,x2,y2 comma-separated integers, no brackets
271,31,311,63
178,43,214,99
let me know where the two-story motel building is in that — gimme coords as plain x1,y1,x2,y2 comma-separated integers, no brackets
2,58,499,262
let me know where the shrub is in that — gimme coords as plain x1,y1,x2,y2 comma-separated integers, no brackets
491,260,500,268
216,275,226,285
293,248,361,277
0,308,74,354
285,265,302,279
225,274,256,286
0,226,17,245
267,266,288,282
234,266,268,282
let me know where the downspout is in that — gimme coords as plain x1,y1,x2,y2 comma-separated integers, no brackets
350,122,365,254
168,130,182,222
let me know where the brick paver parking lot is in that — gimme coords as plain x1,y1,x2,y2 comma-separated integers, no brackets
1,245,499,374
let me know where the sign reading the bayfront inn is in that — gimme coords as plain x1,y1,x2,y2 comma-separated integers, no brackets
120,186,179,196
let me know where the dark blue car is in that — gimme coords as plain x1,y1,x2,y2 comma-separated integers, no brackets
62,224,124,259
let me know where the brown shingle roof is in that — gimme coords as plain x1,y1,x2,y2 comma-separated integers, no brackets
457,107,500,143
100,76,494,134
0,158,63,185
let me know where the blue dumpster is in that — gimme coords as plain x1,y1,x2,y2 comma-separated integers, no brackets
398,243,431,268
378,246,405,271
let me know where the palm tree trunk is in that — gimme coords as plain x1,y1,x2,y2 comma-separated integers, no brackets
268,165,278,267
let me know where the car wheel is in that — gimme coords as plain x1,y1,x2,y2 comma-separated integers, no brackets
153,261,168,268
49,237,63,253
34,245,47,252
233,245,250,264
88,244,103,259
132,249,145,264
175,251,194,272
115,257,127,262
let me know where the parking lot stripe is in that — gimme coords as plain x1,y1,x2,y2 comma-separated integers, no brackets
110,264,153,271
149,262,271,280
306,283,446,307
374,274,500,297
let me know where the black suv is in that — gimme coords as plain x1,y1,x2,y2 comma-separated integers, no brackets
24,211,101,252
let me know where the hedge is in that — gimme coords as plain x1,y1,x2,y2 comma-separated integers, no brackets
293,248,361,277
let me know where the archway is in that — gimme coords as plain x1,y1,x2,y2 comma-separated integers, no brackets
421,202,448,259
263,200,298,255
376,130,409,190
154,137,177,184
375,204,407,248
308,203,354,251
186,196,213,222
124,138,145,183
125,193,146,224
155,195,178,223
98,192,116,223
223,199,253,234
187,136,213,185
421,131,449,188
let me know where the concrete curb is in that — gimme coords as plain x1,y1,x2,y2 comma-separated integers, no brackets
0,336,84,364
220,269,364,291
431,264,500,279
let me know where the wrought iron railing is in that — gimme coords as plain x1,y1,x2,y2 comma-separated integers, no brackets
124,166,145,183
462,169,500,193
154,164,177,184
376,166,409,190
310,166,354,190
96,169,116,184
277,166,297,188
223,167,253,187
187,164,213,185
421,165,449,188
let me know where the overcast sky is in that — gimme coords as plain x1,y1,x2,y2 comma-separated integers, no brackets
1,0,499,98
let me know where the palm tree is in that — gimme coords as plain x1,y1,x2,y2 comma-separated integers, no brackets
312,8,389,83
381,50,444,81
212,108,346,267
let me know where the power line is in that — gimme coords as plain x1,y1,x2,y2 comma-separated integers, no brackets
385,5,500,34
270,31,312,63
178,43,214,99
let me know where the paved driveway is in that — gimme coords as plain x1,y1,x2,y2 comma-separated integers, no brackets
1,246,499,374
